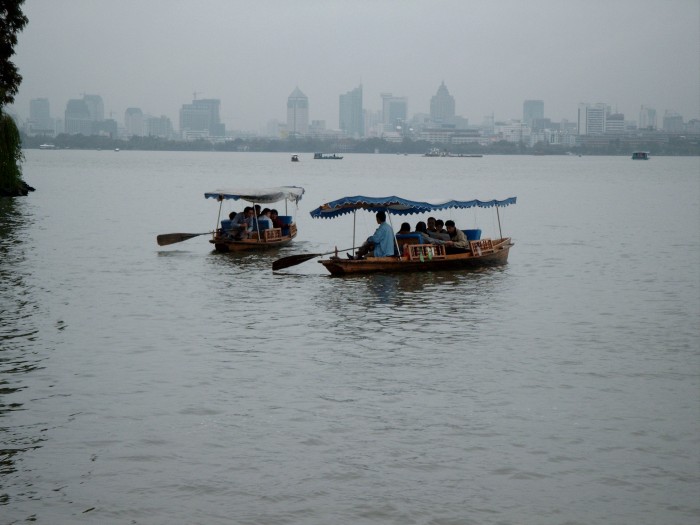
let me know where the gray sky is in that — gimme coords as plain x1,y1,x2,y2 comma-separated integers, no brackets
10,0,700,131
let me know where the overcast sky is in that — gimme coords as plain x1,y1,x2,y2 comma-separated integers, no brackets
9,0,700,131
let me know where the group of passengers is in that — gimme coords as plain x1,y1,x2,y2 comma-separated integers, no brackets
226,205,284,240
348,212,470,259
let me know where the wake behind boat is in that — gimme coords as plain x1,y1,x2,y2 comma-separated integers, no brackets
273,195,516,275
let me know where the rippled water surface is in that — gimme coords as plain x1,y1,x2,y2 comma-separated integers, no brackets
1,151,699,524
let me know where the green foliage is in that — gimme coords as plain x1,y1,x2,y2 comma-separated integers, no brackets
0,109,24,193
0,0,28,106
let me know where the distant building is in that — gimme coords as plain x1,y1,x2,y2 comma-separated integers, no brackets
82,94,104,122
125,107,144,137
339,85,363,138
286,87,309,136
64,99,93,135
523,100,544,128
145,115,174,138
430,82,455,122
381,93,407,132
639,105,657,130
578,103,607,135
605,113,625,134
662,111,683,133
29,98,54,136
180,98,224,138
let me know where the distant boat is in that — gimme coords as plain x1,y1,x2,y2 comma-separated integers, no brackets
114,148,120,152
631,151,649,160
424,148,481,158
291,154,299,162
314,153,343,160
39,143,56,150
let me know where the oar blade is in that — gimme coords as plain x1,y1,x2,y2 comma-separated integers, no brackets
272,253,320,271
156,232,208,246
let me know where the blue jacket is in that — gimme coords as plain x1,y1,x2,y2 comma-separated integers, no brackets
369,222,395,257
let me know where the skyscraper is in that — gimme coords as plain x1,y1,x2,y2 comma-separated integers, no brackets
430,82,455,122
523,100,544,128
381,93,407,132
82,94,104,121
179,98,224,137
577,103,607,135
29,98,53,134
339,85,363,138
287,87,309,136
64,99,92,135
639,105,657,130
125,107,144,137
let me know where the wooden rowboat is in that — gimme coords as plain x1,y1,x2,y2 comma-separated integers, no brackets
319,237,513,276
205,186,304,253
283,194,516,276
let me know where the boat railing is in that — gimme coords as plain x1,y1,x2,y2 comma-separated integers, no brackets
406,244,446,261
470,239,494,256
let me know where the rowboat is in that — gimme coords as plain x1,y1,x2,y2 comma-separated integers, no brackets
273,195,516,275
205,186,305,252
156,186,304,251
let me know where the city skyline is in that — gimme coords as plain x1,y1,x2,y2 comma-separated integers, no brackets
9,0,700,131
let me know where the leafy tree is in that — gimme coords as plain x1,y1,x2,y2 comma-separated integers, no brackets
0,0,29,196
0,0,27,106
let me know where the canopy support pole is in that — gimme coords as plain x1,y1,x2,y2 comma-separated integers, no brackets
387,211,400,257
215,196,224,233
352,210,357,254
496,206,503,240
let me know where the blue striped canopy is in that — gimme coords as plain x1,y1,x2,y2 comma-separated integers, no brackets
204,186,305,204
309,195,516,219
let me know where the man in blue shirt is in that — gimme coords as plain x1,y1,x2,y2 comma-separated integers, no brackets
350,211,395,259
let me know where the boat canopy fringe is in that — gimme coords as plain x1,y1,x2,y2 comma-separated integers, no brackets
309,195,516,219
205,186,305,204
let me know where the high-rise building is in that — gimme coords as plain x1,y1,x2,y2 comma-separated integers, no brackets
146,116,174,139
639,105,657,130
339,85,363,138
605,113,625,134
523,100,544,128
29,98,53,135
430,82,455,122
577,103,607,135
381,93,407,131
286,87,309,136
125,107,144,137
179,98,224,138
662,111,683,132
64,99,92,135
82,94,104,121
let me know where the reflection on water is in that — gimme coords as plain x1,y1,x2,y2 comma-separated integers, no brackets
0,198,46,495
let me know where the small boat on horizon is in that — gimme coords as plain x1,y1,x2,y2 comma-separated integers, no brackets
291,154,299,162
39,143,56,149
314,153,343,160
631,151,650,160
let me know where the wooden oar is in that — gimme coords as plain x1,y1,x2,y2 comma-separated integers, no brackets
156,232,212,246
272,247,354,271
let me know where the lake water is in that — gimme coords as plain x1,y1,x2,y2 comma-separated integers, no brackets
1,150,699,525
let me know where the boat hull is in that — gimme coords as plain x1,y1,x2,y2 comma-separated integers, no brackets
319,238,513,275
210,232,296,253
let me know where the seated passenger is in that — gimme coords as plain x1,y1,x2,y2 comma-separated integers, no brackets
397,222,411,235
232,206,255,239
257,208,273,229
414,221,442,244
270,209,284,228
350,211,394,259
430,219,450,241
443,220,470,254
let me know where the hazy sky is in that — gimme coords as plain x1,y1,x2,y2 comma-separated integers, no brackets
10,0,700,131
